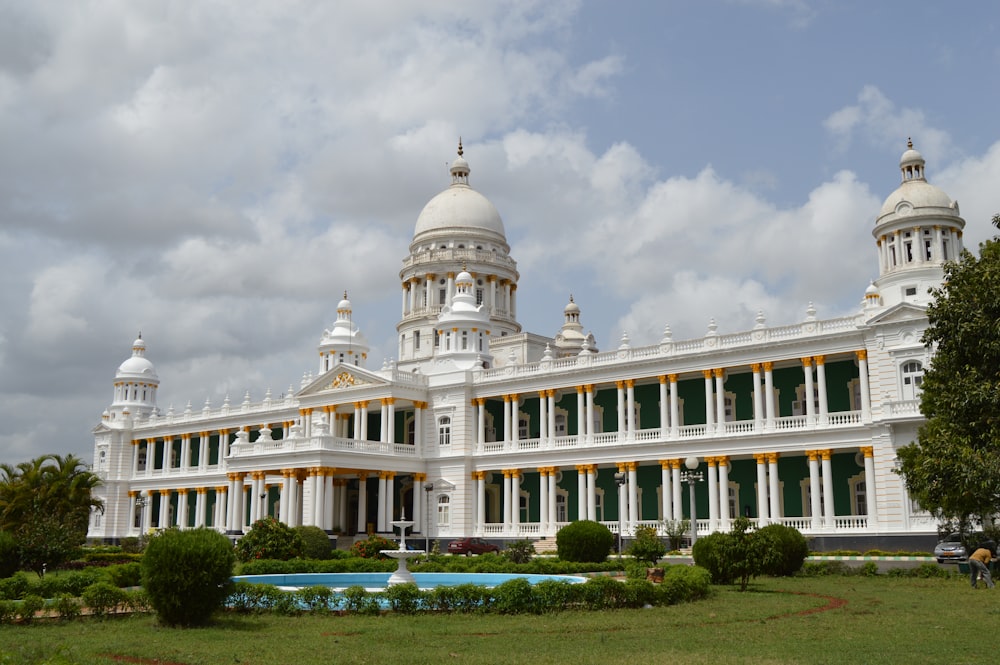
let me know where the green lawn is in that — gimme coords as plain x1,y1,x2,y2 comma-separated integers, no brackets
1,575,995,665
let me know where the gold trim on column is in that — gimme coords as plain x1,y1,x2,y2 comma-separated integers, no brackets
860,446,873,458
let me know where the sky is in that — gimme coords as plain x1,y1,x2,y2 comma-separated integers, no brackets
1,0,999,467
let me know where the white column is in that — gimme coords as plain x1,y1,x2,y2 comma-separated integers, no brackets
360,402,369,440
671,464,683,521
808,452,822,530
586,466,597,522
767,454,781,522
181,435,192,471
356,474,368,534
576,388,586,444
539,469,549,533
177,489,190,529
660,462,671,521
803,357,816,424
577,467,587,521
510,395,519,446
157,490,170,528
414,404,424,450
815,356,829,425
353,404,362,440
477,474,487,530
703,371,715,433
714,369,725,433
669,376,680,438
659,377,669,437
511,471,521,535
755,455,768,526
586,387,596,441
143,490,154,532
858,351,872,423
821,450,835,528
225,477,238,532
718,457,730,529
324,473,335,531
386,474,395,525
706,459,719,532
380,400,389,442
616,382,626,439
161,436,171,472
763,363,776,429
215,486,227,531
548,471,558,526
503,471,513,530
377,473,387,532
627,463,639,528
128,493,138,533
538,391,548,442
131,441,140,477
862,446,877,527
195,489,206,528
314,470,326,528
752,364,764,432
198,433,208,471
503,396,512,442
625,380,636,439
145,440,153,477
276,473,288,523
547,392,556,444
477,399,486,446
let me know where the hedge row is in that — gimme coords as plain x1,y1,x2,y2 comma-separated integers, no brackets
227,566,710,615
0,585,150,624
236,553,625,576
0,563,142,601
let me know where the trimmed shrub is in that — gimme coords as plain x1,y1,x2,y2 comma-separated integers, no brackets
627,526,667,565
16,593,44,623
0,530,19,578
0,572,29,600
142,527,236,627
502,539,536,564
556,520,614,563
349,534,398,560
0,599,16,623
383,582,424,614
105,562,143,588
295,585,335,613
235,517,303,562
691,532,730,584
492,577,535,614
82,582,127,618
342,585,380,615
53,592,81,620
757,523,809,576
294,525,334,560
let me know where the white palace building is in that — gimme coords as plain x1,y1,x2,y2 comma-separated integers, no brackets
89,141,964,550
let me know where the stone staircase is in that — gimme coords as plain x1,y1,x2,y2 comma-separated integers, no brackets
532,536,558,554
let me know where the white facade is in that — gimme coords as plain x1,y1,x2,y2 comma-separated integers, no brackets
88,142,963,549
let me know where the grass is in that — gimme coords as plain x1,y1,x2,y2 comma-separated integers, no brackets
1,574,997,664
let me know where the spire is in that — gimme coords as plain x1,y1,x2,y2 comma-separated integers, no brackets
450,138,470,185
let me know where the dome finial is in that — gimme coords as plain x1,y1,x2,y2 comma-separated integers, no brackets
343,290,348,299
457,137,463,157
907,137,913,149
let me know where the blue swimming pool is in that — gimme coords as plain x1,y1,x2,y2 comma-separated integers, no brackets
233,572,588,591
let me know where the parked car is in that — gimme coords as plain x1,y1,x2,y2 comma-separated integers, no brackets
934,533,967,563
447,537,500,555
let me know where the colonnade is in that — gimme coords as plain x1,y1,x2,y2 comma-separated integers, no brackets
401,272,517,320
470,351,872,446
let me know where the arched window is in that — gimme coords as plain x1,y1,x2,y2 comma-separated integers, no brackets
901,361,924,400
437,495,450,526
438,416,451,446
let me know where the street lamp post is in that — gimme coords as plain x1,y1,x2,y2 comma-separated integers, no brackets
424,482,434,552
680,456,704,547
614,472,627,560
135,495,146,533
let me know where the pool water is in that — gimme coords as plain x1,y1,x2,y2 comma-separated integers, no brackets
233,572,587,591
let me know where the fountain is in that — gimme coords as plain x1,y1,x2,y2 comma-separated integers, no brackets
381,510,425,586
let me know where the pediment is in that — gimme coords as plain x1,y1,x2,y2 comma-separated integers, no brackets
298,364,389,397
864,302,928,327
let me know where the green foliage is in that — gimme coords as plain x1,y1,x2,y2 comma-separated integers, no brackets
662,519,691,550
492,577,536,614
235,517,304,562
627,525,667,565
383,582,424,614
0,530,19,578
0,572,28,600
349,534,398,560
692,518,790,590
0,454,103,575
16,593,44,623
82,582,128,618
897,224,1000,524
860,561,879,577
105,561,143,588
52,592,81,620
294,585,335,613
118,537,143,554
293,525,334,560
501,539,536,564
141,527,236,627
341,585,381,615
757,523,809,576
0,598,16,623
555,520,614,563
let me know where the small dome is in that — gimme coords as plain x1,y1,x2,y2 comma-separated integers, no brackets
413,143,507,241
564,298,580,315
116,336,157,378
337,292,351,311
865,282,879,296
456,268,473,284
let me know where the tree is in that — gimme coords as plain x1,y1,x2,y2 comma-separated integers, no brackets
0,454,103,574
896,214,1000,527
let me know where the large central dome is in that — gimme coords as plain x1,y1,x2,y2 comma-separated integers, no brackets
412,144,507,243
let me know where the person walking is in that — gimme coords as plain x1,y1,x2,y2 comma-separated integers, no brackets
969,546,995,589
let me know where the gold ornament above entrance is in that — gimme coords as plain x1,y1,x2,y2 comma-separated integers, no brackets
328,371,364,390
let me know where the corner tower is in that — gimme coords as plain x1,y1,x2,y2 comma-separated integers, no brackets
397,141,521,369
870,140,965,309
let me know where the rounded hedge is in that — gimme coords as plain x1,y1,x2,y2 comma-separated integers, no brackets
757,523,809,576
293,525,334,560
235,517,303,562
556,520,613,563
141,528,236,627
